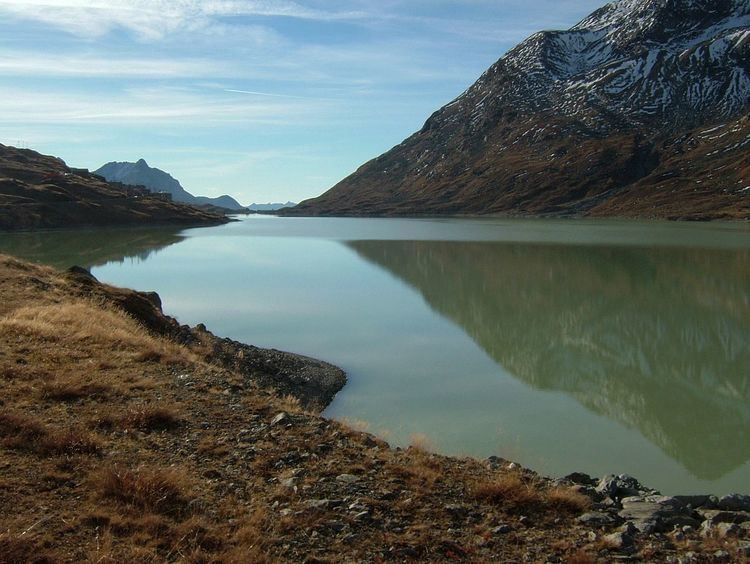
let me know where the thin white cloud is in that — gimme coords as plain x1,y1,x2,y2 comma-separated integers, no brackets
0,0,369,39
0,51,230,78
0,85,330,125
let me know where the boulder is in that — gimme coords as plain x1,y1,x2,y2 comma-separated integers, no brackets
619,495,699,533
596,474,648,500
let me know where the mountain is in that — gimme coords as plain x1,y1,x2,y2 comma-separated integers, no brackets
0,144,228,231
95,159,246,211
247,201,296,211
289,0,750,220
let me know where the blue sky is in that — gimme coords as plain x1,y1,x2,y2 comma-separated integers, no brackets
0,0,606,204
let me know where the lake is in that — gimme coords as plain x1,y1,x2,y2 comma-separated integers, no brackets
1,216,749,495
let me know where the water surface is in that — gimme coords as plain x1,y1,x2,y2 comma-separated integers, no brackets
2,216,748,495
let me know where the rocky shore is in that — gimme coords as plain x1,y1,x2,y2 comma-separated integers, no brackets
0,254,748,562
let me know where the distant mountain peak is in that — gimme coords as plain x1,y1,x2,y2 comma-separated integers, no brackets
95,160,246,211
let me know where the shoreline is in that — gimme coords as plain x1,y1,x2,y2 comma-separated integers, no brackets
0,254,748,560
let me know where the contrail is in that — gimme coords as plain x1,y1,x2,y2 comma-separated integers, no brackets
224,88,311,100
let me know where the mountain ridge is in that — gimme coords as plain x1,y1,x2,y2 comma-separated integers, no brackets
95,159,246,211
287,0,750,219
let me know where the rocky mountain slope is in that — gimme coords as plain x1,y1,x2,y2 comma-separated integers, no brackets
0,144,228,231
289,0,750,219
96,159,246,211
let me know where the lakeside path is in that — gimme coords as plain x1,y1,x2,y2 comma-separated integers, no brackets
0,254,748,562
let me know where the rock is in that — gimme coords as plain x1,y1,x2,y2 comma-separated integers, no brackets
673,495,715,509
445,504,469,519
571,484,597,499
713,550,730,561
564,472,596,486
715,523,740,538
596,474,646,500
487,456,505,470
697,509,750,524
490,524,512,535
577,512,616,526
603,531,634,550
737,541,750,557
619,495,698,533
336,474,359,484
326,521,346,533
280,477,296,488
352,511,370,522
718,494,750,513
270,412,288,426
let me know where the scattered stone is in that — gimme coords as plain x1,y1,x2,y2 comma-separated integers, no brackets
713,550,730,561
353,511,370,522
603,531,634,550
445,504,469,519
490,524,512,535
737,541,750,557
697,509,750,524
596,475,647,500
280,477,296,488
336,473,359,484
673,495,714,509
619,495,698,533
271,412,289,426
577,512,616,526
487,456,505,470
564,472,596,486
326,521,346,533
718,494,750,513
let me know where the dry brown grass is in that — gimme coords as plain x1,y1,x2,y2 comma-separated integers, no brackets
547,487,591,513
473,473,590,516
119,405,181,432
0,301,191,365
96,465,195,518
41,376,113,402
0,411,101,456
196,437,230,458
91,405,181,433
473,473,544,511
0,533,54,564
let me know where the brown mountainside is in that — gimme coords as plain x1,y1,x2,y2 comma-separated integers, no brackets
288,0,750,219
0,144,228,231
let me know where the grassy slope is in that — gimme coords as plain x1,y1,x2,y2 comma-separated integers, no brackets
0,144,228,231
0,255,742,562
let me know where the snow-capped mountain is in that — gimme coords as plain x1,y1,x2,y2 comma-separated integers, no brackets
289,0,750,219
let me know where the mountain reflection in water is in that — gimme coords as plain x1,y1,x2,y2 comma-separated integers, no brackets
0,227,185,270
347,240,750,481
